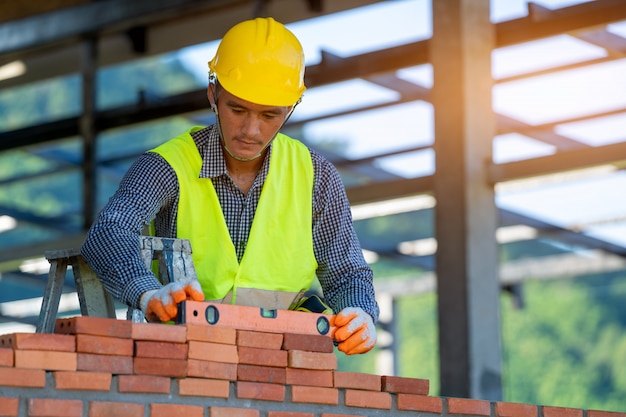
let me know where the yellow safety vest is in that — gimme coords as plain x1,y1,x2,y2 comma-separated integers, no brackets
150,127,317,309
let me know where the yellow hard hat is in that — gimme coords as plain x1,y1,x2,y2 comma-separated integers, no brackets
208,17,306,107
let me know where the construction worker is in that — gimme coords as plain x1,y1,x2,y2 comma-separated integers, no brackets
81,17,378,355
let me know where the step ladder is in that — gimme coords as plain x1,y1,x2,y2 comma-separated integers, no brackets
36,236,197,333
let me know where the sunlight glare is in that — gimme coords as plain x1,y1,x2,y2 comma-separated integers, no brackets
493,133,556,163
492,35,607,80
556,113,626,146
494,59,626,125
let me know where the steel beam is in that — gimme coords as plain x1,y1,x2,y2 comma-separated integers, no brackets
488,141,626,184
497,0,626,47
346,177,433,206
431,0,502,400
0,0,384,88
2,0,624,91
499,208,626,257
80,36,98,229
0,0,234,56
0,89,209,152
0,233,87,271
371,250,626,298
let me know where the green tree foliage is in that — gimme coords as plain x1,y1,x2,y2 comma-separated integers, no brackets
0,76,80,132
364,274,626,411
0,54,200,223
502,275,626,411
396,291,440,392
97,56,201,110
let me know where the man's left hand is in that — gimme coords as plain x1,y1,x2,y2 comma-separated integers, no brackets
331,307,377,355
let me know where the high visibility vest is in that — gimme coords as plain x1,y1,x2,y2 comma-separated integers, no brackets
150,127,317,309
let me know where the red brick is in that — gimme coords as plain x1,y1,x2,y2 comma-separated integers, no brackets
28,398,82,417
188,340,238,363
496,402,538,417
0,333,75,352
131,322,186,343
150,403,204,417
286,368,333,387
0,397,19,416
178,377,230,398
381,375,429,395
118,375,170,394
237,381,285,402
77,353,133,374
238,364,286,384
333,371,380,391
282,333,334,353
236,330,283,349
238,346,287,367
291,385,338,405
186,323,236,344
588,411,626,417
397,394,443,413
0,367,45,387
14,350,76,371
345,389,391,409
321,414,367,417
133,357,187,378
209,407,259,417
269,413,315,417
187,359,237,380
447,397,491,416
76,334,133,356
288,350,337,370
88,401,144,417
135,340,187,360
542,406,584,417
54,371,112,391
0,348,13,367
55,316,131,338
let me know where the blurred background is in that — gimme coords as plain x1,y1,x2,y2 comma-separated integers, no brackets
0,0,625,410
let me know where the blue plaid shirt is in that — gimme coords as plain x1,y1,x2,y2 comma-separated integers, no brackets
81,125,379,322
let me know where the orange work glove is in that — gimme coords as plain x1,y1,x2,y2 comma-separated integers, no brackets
331,307,377,355
140,281,204,322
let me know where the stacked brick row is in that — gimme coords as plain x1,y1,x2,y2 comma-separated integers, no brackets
0,315,624,417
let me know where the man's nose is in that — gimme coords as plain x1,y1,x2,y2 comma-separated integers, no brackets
241,114,261,137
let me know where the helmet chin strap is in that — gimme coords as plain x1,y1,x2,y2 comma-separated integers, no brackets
213,96,300,163
214,112,273,162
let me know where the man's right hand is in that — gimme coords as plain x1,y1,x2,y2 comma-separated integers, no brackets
140,281,205,322
331,307,377,355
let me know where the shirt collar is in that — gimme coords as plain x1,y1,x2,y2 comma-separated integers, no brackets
192,124,273,181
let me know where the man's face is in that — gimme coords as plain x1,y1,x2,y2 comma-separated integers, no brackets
214,87,290,161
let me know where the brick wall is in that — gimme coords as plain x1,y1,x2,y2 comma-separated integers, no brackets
0,315,624,417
